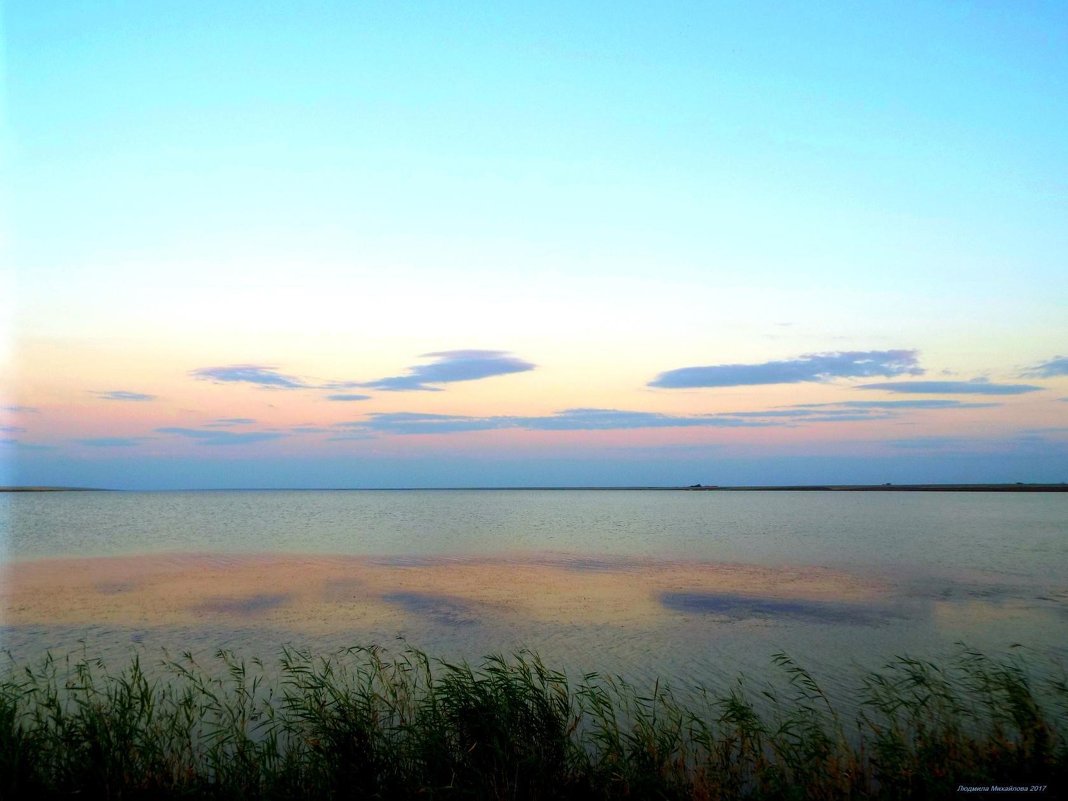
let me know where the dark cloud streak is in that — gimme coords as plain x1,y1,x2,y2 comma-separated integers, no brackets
649,350,922,389
190,365,308,389
790,399,999,410
337,408,800,436
362,350,535,392
94,391,157,401
328,393,999,438
857,380,1042,395
190,351,534,395
1023,356,1068,378
156,427,284,445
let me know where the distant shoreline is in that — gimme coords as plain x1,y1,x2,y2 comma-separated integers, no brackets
0,486,111,492
3,483,1066,493
684,483,1068,492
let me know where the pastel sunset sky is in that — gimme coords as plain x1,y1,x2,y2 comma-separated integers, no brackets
3,1,1066,488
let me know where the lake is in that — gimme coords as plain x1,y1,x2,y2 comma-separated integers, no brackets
2,490,1066,706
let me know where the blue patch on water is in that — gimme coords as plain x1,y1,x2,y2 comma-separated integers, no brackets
660,592,885,625
382,592,479,626
95,581,137,594
371,556,457,567
194,594,289,616
561,557,633,572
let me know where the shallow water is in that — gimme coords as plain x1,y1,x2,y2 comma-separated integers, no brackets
2,490,1066,702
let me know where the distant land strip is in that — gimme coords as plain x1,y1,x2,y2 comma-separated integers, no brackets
683,483,1068,492
0,486,109,492
2,484,1066,492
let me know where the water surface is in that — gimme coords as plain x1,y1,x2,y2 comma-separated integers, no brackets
3,490,1065,704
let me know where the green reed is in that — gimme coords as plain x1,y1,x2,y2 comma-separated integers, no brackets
2,644,1065,799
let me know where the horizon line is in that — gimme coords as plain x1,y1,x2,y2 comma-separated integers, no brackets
4,483,1067,493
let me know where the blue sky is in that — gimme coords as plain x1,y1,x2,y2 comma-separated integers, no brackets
3,1,1067,487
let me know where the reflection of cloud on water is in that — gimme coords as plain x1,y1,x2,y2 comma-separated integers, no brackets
95,581,138,595
555,556,644,573
382,592,482,626
5,553,891,632
193,594,290,616
909,576,1068,648
929,599,1053,636
7,554,1065,692
369,556,466,568
660,592,891,626
905,579,1020,602
904,577,1068,612
1036,589,1068,607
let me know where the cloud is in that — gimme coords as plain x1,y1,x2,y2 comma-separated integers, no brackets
204,418,257,427
191,365,309,389
362,350,535,392
527,409,765,431
789,399,999,410
0,425,26,434
191,364,366,392
329,396,1002,439
1023,356,1068,378
93,390,157,401
190,351,533,395
712,408,891,422
648,350,922,389
77,437,146,447
729,398,998,421
857,379,1042,395
336,408,775,436
1,405,38,413
156,427,284,445
343,413,507,435
320,381,367,390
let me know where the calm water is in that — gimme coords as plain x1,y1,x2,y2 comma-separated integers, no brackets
3,490,1067,703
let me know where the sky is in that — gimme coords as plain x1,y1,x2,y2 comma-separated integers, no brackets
2,1,1067,489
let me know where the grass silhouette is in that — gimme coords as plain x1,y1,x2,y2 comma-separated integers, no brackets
2,644,1064,799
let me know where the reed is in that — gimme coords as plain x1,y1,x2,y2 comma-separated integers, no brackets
2,644,1064,799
